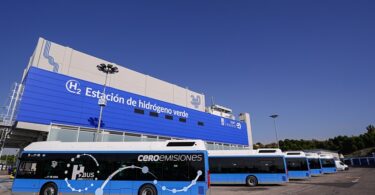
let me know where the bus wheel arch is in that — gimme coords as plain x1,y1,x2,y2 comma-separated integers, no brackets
138,183,158,195
245,175,258,187
40,182,58,195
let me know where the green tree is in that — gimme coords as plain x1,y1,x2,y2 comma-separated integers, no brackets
255,125,375,155
253,142,264,149
366,125,375,134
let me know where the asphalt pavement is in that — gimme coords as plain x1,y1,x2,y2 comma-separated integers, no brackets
211,168,375,195
0,175,12,195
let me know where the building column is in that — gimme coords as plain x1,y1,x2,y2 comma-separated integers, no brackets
239,112,253,149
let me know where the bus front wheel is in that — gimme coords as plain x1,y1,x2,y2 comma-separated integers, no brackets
40,182,58,195
138,184,158,195
246,176,258,187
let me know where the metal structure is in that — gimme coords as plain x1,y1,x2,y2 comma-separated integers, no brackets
47,123,247,150
0,83,23,159
269,114,279,148
95,63,119,142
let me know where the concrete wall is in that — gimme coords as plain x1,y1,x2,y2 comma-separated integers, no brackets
27,37,205,112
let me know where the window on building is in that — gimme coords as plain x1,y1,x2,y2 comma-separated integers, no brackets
149,112,159,117
134,108,144,114
124,133,142,142
158,136,171,141
142,135,158,142
165,115,173,120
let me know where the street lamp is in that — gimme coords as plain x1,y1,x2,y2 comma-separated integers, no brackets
13,149,19,166
94,63,119,142
269,114,279,148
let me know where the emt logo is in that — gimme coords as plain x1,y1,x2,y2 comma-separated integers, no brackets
190,95,201,108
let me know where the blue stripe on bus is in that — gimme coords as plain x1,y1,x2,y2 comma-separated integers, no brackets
321,167,337,174
287,171,311,179
12,179,208,195
310,168,323,176
210,173,288,184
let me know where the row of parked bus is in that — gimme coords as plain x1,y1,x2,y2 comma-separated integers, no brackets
208,149,341,186
12,140,345,195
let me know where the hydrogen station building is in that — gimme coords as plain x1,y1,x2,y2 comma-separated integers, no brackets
0,38,253,150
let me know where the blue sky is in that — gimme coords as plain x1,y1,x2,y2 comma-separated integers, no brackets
0,0,374,143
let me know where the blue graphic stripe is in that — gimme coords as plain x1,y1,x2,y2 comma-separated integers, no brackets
43,41,60,72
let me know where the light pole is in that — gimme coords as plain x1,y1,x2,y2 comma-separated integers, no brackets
94,63,119,142
5,153,9,166
0,129,10,161
13,149,18,166
269,114,279,148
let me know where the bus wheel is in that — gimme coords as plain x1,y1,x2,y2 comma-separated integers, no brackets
40,183,58,195
138,184,158,195
246,176,258,187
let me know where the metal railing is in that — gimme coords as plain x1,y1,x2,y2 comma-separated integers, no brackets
0,82,24,160
0,114,12,127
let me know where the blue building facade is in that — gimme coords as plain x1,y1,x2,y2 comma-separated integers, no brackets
16,67,249,146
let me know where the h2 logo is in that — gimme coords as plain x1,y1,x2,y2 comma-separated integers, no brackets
66,80,81,95
71,165,94,180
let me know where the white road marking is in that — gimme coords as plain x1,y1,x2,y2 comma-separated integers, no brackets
0,184,8,190
351,178,360,183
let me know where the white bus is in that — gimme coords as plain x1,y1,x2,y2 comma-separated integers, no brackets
208,149,288,186
284,151,311,179
305,153,323,176
12,140,210,195
319,154,337,174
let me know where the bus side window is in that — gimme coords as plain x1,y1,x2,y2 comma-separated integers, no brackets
189,160,206,181
111,161,137,180
257,160,273,173
162,161,190,181
41,158,68,179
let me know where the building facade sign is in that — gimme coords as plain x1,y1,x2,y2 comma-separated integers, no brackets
17,67,248,145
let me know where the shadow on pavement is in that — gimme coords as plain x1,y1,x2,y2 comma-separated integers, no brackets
211,184,284,192
288,180,357,188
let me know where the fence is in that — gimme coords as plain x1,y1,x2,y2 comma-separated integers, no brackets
343,157,375,167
